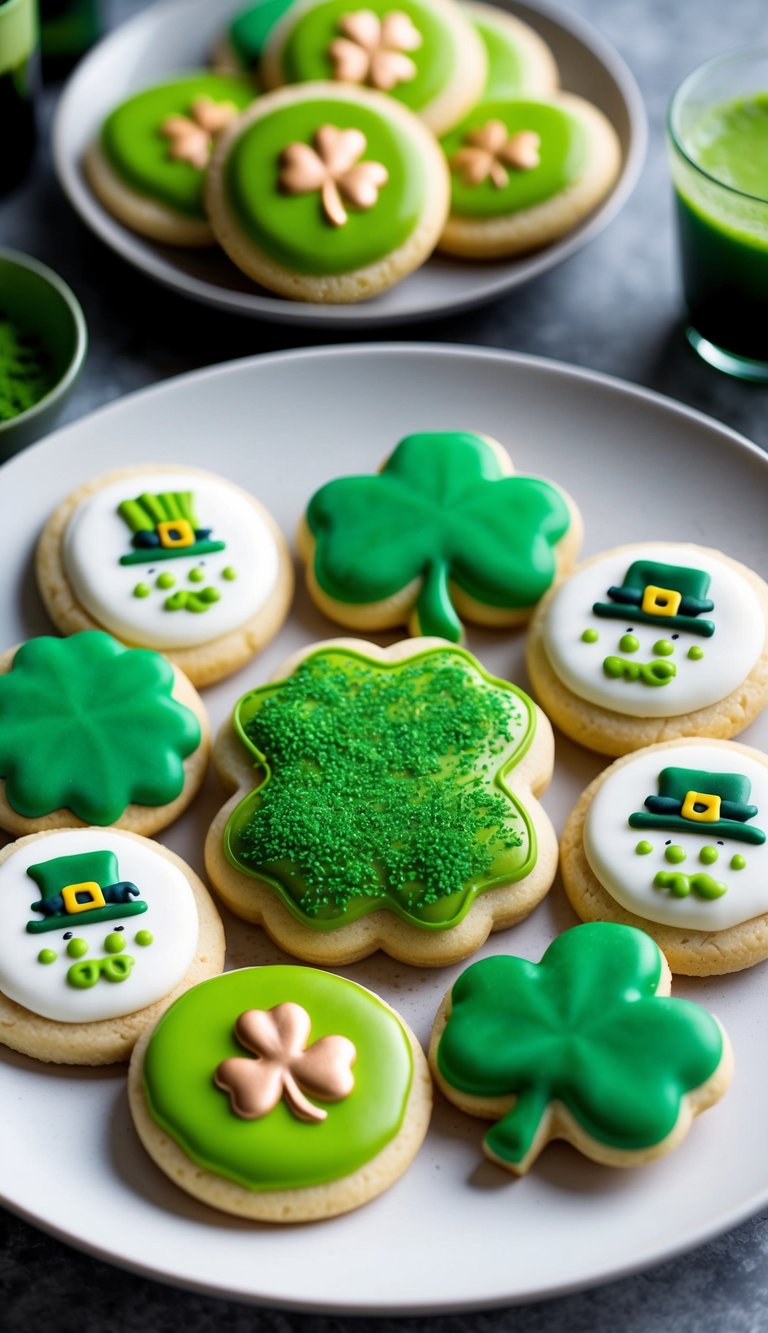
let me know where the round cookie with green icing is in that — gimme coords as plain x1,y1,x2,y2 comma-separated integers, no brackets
467,2,558,100
260,0,486,135
561,737,768,976
429,922,732,1174
438,92,621,258
526,542,768,757
0,631,209,837
205,82,449,303
298,431,581,641
128,965,432,1220
204,637,558,966
36,464,294,689
211,0,298,77
0,827,224,1065
84,73,256,246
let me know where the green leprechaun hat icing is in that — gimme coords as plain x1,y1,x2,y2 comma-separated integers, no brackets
26,849,148,934
593,560,715,637
117,489,225,565
628,768,766,845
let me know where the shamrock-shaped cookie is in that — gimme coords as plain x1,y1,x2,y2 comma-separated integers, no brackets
430,922,732,1174
129,966,431,1220
299,431,580,642
205,638,558,966
0,632,209,836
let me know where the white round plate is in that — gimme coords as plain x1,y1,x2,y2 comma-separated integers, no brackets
52,0,645,328
1,345,766,1311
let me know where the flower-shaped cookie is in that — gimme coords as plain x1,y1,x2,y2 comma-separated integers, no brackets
431,922,731,1173
161,96,239,169
450,121,540,188
0,632,202,826
328,9,423,90
279,125,388,226
215,1002,356,1122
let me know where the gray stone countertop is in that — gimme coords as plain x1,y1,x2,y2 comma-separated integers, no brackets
2,0,768,1327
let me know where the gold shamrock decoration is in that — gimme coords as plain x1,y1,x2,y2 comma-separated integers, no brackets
328,9,422,91
214,1003,357,1123
450,122,541,189
279,124,389,227
160,96,239,170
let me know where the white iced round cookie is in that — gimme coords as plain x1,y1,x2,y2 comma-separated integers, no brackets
0,828,199,1023
62,471,280,651
583,742,768,932
542,544,765,718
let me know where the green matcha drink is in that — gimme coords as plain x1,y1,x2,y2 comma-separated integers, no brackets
669,50,768,380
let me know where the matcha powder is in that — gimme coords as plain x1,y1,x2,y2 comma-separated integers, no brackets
0,312,53,421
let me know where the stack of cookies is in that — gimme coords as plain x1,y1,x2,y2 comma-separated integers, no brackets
83,0,621,302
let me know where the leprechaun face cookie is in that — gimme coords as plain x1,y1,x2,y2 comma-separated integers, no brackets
259,0,487,134
429,922,732,1174
0,631,208,836
561,739,768,976
527,543,768,756
298,430,581,641
204,82,450,304
205,637,558,967
36,465,294,688
84,74,256,245
0,828,225,1064
128,965,432,1220
438,92,620,259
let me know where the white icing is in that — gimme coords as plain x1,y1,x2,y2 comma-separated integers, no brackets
63,471,280,650
583,743,768,931
0,829,198,1022
542,544,764,718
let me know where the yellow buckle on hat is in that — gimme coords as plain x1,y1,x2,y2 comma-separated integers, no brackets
641,585,682,617
157,518,194,549
681,791,721,823
61,881,106,914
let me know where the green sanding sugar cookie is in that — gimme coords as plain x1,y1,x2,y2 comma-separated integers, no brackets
142,965,413,1190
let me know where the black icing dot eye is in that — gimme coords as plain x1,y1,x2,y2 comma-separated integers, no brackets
147,569,155,575
672,634,680,640
115,925,124,931
63,931,73,940
717,841,724,845
665,840,672,845
626,628,633,633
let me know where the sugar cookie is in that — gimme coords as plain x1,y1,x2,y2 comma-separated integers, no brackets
467,2,558,99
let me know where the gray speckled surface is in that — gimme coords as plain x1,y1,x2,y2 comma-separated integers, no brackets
2,0,768,1326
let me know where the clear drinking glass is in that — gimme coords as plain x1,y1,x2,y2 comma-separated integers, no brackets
668,48,768,381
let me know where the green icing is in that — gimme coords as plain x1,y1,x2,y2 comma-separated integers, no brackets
136,929,154,946
436,923,724,1162
476,19,526,100
441,98,588,219
635,840,653,856
731,854,746,870
222,566,237,581
654,871,727,900
688,645,705,660
67,954,135,988
164,587,220,613
229,0,297,64
104,932,126,954
133,582,150,598
156,572,175,590
619,633,639,653
307,431,570,641
226,96,425,275
0,314,53,422
700,846,719,865
602,656,677,687
653,639,675,657
66,937,88,959
664,844,686,865
581,628,599,643
37,948,57,965
0,632,201,825
224,644,537,931
279,0,455,111
101,74,255,219
142,966,413,1190
188,567,205,583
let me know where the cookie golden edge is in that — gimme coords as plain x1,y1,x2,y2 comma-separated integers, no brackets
204,82,451,304
35,463,295,690
83,138,217,247
561,736,768,976
428,967,733,1173
128,990,432,1220
259,0,487,135
438,91,622,259
465,1,560,94
0,830,226,1065
204,635,558,967
0,645,210,838
526,543,768,758
297,435,583,636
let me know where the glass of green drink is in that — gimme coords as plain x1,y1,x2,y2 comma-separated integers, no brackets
669,49,768,381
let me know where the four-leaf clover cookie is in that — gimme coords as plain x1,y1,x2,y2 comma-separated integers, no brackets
299,431,580,642
205,637,558,966
430,922,732,1174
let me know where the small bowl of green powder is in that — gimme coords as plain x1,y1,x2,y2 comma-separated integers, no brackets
0,248,87,458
